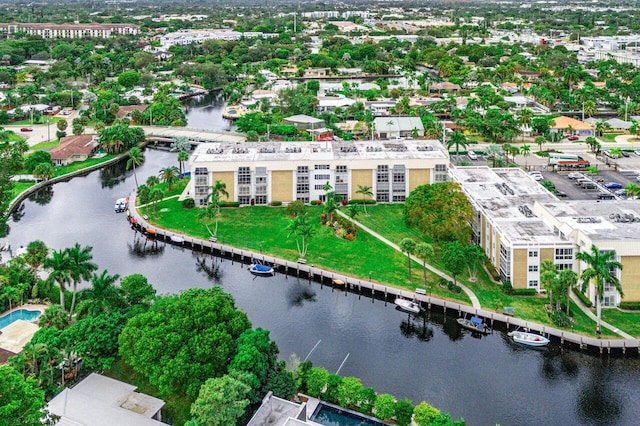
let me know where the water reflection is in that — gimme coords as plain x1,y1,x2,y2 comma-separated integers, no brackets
286,280,317,307
100,158,129,189
577,361,622,425
10,203,25,222
128,232,165,257
400,315,434,342
28,186,54,206
195,254,222,284
184,91,235,132
541,350,579,383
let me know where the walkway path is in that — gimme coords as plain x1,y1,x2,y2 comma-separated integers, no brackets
337,210,482,309
570,291,634,339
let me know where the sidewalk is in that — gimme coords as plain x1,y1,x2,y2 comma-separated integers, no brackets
337,210,482,309
570,291,633,339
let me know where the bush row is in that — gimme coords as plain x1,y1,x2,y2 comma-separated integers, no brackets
619,302,640,310
574,289,593,308
512,288,538,296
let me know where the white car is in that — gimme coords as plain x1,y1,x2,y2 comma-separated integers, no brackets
568,172,583,179
467,150,478,160
528,171,543,181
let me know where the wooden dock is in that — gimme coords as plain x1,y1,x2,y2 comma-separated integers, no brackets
126,194,640,357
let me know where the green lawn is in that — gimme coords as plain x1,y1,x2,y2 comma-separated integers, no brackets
145,201,470,304
600,133,623,143
8,132,26,143
30,140,59,151
10,181,36,199
54,156,115,177
601,309,640,338
10,116,61,125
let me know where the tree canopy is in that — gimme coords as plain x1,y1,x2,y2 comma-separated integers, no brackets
404,182,473,243
0,365,50,426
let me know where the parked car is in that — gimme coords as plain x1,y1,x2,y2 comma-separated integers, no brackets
467,150,478,161
555,190,568,198
621,151,630,157
20,127,33,132
634,150,640,156
604,150,621,159
615,189,627,196
567,172,583,179
568,135,579,141
529,172,543,181
597,193,616,200
604,182,623,189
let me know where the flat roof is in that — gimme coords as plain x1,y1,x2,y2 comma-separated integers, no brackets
247,393,304,426
191,140,448,164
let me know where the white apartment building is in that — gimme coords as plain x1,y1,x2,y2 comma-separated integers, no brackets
0,22,139,38
159,30,278,48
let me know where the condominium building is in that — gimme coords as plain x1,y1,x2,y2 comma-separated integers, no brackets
159,30,278,48
0,22,139,39
451,166,640,305
188,140,449,207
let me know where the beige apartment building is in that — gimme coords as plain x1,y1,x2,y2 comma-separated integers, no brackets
0,22,140,39
451,166,640,306
188,140,449,207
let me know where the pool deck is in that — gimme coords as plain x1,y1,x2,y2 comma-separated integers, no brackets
0,304,47,358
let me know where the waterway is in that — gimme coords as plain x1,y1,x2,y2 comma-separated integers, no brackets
6,149,640,426
184,91,235,132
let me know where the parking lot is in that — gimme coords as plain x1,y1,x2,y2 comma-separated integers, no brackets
537,169,640,201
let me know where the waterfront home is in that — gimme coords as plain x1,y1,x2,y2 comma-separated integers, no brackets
317,95,356,112
550,116,594,137
373,116,424,139
50,135,99,166
283,115,326,131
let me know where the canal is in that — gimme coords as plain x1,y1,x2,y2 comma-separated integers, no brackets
7,149,640,426
184,91,235,131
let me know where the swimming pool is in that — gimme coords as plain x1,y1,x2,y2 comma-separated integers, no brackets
0,309,41,330
310,402,391,426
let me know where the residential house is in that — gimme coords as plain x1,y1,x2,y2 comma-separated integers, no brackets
116,105,149,120
428,82,461,94
283,114,326,131
364,99,397,116
373,116,424,139
317,95,356,112
605,118,632,132
550,116,594,137
303,68,330,78
50,135,99,166
47,373,165,425
503,96,550,113
514,71,541,81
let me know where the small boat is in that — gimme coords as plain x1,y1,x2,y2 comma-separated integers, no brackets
394,298,421,314
508,330,550,347
457,316,491,334
249,262,275,276
114,197,128,212
332,278,345,287
170,235,185,244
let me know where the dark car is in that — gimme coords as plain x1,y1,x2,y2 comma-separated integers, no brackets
597,193,616,200
604,182,623,189
555,191,568,198
20,127,33,132
568,135,579,141
621,151,630,157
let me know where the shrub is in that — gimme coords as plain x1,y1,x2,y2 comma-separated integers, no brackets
551,310,573,328
512,288,537,296
285,200,305,217
181,198,195,209
345,233,355,241
270,201,282,206
502,281,513,295
438,277,450,288
574,290,592,308
619,302,640,310
484,260,500,281
310,200,319,206
219,201,240,208
349,198,376,205
447,281,462,294
413,401,441,426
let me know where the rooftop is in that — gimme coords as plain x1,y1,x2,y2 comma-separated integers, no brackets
247,392,306,426
191,140,448,164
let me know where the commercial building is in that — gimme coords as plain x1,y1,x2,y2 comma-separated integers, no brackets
188,139,448,207
451,167,640,306
159,29,278,48
0,22,139,39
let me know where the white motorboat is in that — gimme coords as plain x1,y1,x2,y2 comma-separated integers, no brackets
508,330,550,347
457,316,491,334
394,298,421,314
249,262,275,276
170,235,185,244
114,197,128,213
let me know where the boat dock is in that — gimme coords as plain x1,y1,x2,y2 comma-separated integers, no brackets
126,193,640,357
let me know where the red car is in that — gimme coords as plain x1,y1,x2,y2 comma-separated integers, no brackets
568,135,579,141
20,127,33,132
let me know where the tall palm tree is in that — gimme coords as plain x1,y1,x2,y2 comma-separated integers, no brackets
540,260,557,309
447,130,468,161
43,249,71,311
414,242,434,289
75,270,123,319
159,165,180,190
208,180,229,204
520,144,531,169
66,244,98,318
576,245,623,335
286,212,314,261
356,185,373,215
399,238,417,281
177,150,189,176
148,187,164,217
126,147,144,189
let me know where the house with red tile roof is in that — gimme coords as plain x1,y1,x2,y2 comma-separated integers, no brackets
49,135,99,166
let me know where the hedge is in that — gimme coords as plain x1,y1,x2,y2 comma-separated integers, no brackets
349,199,377,205
219,201,240,208
574,290,593,308
512,288,538,296
619,302,640,310
270,201,282,206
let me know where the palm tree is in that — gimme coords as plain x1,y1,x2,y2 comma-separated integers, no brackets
576,244,623,335
520,144,531,169
347,203,359,220
557,269,578,316
24,240,48,279
146,175,160,187
583,100,597,118
534,136,546,152
540,260,557,310
43,249,71,311
37,304,70,330
447,130,468,161
286,212,314,261
356,185,373,215
66,243,98,318
197,202,220,238
208,180,229,204
33,162,55,181
159,165,180,190
148,187,164,217
624,182,640,198
126,147,144,189
75,270,123,319
414,242,434,289
518,108,533,141
177,150,189,176
399,238,417,281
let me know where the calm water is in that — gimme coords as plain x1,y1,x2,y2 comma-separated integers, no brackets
7,150,640,426
184,91,235,131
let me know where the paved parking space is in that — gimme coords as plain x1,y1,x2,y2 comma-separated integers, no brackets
539,168,640,201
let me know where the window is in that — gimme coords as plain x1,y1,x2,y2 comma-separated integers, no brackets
528,250,538,258
254,195,267,205
297,196,310,203
557,263,573,271
297,166,309,173
336,165,347,173
555,248,573,260
392,195,406,202
237,167,251,184
314,174,330,181
238,196,250,205
377,192,389,202
377,165,389,183
256,176,266,184
238,186,251,195
528,280,539,288
314,184,325,190
392,173,405,183
314,164,330,170
528,265,538,272
195,167,208,175
435,164,447,172
296,184,309,193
